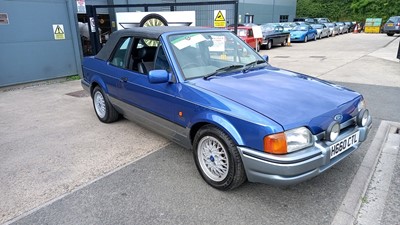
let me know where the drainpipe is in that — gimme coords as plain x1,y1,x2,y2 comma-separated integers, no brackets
107,0,117,32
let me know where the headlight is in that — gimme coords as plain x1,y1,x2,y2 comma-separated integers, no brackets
264,127,313,154
326,122,340,142
357,99,366,112
357,109,369,127
285,127,313,153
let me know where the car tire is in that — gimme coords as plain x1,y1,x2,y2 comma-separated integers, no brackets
266,40,272,50
387,33,394,36
314,34,317,41
193,125,246,190
281,39,287,46
256,42,261,52
139,13,168,27
318,34,321,39
92,86,119,123
304,36,308,43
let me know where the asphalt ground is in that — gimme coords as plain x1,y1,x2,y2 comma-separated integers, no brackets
1,33,399,225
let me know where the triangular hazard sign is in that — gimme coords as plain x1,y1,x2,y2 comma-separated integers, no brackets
215,11,225,21
55,25,64,34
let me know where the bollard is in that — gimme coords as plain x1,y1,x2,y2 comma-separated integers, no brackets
397,41,400,61
353,24,358,34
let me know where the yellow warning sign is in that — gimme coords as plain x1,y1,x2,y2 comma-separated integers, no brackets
52,24,65,40
215,11,225,21
214,10,226,28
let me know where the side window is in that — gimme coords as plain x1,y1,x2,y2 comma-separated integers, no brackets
133,38,158,74
275,26,283,32
110,37,132,68
248,29,253,37
154,45,171,72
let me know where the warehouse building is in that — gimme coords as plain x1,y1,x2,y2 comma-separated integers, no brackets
0,0,296,87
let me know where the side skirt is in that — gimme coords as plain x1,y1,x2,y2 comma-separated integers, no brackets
109,96,192,149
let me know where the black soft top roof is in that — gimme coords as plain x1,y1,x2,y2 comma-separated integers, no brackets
96,26,222,61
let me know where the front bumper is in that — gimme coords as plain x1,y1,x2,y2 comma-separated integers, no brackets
383,27,400,34
238,115,372,186
290,36,305,42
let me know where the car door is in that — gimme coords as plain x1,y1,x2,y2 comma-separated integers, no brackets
322,25,328,36
247,29,256,48
274,26,285,42
119,41,179,137
307,26,314,39
105,37,134,100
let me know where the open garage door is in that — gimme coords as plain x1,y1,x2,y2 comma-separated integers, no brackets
85,1,239,55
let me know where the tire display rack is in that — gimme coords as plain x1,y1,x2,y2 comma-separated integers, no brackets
86,1,239,55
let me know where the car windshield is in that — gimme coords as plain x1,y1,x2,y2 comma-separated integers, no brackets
312,24,323,29
292,25,307,31
261,24,274,32
237,29,248,37
168,31,265,80
387,17,398,23
281,23,292,28
325,23,333,27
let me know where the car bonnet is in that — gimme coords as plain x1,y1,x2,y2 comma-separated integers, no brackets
290,30,307,35
189,67,361,134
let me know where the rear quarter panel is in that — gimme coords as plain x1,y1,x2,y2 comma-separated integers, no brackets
82,57,118,97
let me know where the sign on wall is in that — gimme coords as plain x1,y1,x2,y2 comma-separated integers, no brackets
214,10,226,28
0,13,9,25
76,0,86,14
116,11,196,30
53,24,65,40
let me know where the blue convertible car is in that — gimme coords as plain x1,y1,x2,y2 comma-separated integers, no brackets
290,24,318,42
82,26,371,190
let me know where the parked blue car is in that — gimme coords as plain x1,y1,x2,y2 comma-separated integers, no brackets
82,26,372,190
290,24,318,42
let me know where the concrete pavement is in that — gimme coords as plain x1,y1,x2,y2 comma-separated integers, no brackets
355,122,400,225
266,33,400,88
1,33,399,225
0,81,169,224
333,121,400,225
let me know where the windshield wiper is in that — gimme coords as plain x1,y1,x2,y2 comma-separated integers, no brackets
242,60,267,72
203,64,244,80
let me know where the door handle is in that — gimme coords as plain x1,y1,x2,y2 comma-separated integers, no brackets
120,77,128,82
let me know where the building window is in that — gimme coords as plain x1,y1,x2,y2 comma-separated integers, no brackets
244,14,254,23
279,15,289,22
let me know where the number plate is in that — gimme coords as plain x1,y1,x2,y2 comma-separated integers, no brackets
330,131,360,159
387,24,394,27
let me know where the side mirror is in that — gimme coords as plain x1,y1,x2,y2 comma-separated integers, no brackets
148,70,170,84
262,55,269,63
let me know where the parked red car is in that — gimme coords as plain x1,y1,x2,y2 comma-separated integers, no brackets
229,26,263,51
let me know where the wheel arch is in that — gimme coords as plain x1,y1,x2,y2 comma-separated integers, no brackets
89,76,108,97
189,115,244,147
